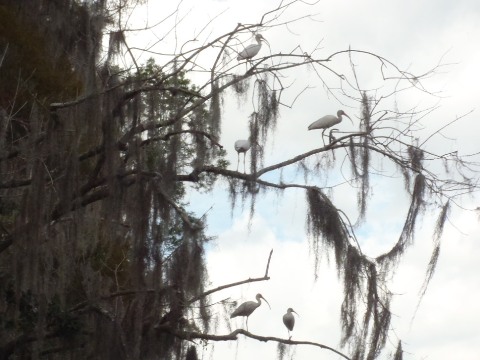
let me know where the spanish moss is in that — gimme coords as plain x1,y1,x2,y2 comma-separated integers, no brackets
392,341,403,360
306,187,349,273
418,200,450,299
254,75,279,143
357,92,372,221
0,2,477,360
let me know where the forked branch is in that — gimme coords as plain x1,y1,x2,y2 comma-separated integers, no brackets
188,249,273,304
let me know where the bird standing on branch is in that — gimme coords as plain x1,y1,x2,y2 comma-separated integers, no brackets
282,307,299,339
230,293,271,331
237,34,269,61
308,110,353,145
234,138,251,172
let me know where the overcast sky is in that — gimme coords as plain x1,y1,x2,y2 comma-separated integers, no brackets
133,0,480,358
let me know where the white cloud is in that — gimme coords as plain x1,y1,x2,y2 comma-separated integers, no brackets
202,202,480,359
205,213,346,359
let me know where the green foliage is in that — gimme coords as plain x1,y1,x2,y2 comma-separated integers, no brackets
0,5,83,108
136,58,227,192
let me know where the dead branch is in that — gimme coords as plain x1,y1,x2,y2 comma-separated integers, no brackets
160,327,351,360
141,129,223,149
188,249,273,304
264,248,273,277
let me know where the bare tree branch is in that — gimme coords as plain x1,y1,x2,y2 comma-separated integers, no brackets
159,327,352,360
188,249,273,304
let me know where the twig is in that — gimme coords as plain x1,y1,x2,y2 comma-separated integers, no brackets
264,248,273,277
156,185,204,231
141,129,223,149
188,249,273,304
68,287,173,313
0,43,8,67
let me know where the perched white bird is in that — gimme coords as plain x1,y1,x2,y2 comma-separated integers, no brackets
308,110,353,145
237,34,268,61
234,139,251,172
282,308,299,338
230,293,271,331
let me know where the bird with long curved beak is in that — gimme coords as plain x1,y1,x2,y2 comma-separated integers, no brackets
282,307,299,339
237,34,269,61
308,110,353,145
230,293,271,331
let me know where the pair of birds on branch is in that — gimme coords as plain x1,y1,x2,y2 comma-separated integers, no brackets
234,110,353,172
230,293,299,338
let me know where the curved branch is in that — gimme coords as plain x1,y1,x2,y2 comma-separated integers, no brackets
160,327,351,360
255,133,367,177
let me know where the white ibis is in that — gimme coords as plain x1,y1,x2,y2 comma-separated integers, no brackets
237,34,269,61
234,139,251,172
308,110,353,145
230,293,271,330
282,308,299,338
